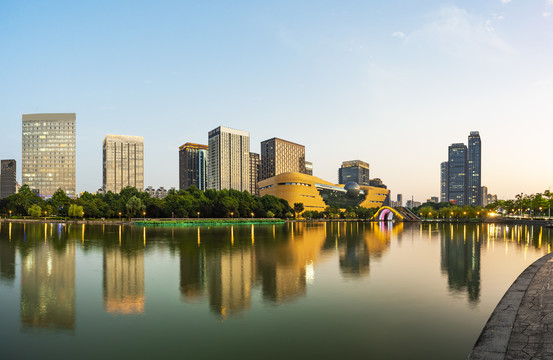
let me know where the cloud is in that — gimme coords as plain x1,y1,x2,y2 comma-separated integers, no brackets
392,31,405,39
545,0,553,17
501,0,512,4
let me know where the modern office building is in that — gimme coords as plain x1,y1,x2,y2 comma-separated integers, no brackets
258,172,390,213
440,161,448,203
430,196,439,203
441,132,482,206
467,131,482,206
179,143,208,190
22,113,76,197
369,178,387,188
249,152,260,196
338,160,370,186
207,126,250,191
481,186,488,207
305,161,313,176
103,135,144,193
448,143,468,205
397,194,403,207
1,160,16,198
260,137,305,181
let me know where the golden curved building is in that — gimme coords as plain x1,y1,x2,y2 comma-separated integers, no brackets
258,172,389,212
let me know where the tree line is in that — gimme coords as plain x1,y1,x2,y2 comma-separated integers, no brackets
0,185,293,219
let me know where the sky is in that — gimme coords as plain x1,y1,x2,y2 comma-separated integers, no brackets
1,0,552,201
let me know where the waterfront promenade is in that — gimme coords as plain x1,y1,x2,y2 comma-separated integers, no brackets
469,252,553,359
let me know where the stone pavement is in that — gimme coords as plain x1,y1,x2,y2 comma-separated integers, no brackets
469,252,553,359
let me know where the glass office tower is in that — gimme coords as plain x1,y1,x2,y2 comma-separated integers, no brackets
338,160,370,185
103,135,144,193
22,113,76,197
448,143,467,205
467,131,481,206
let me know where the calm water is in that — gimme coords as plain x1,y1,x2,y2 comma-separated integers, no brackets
0,221,551,359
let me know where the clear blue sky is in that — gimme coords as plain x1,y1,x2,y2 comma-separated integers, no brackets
1,0,552,200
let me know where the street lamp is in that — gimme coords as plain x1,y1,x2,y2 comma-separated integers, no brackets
251,212,254,218
44,211,47,219
143,211,146,219
118,212,122,221
230,212,234,218
197,211,200,219
9,210,11,218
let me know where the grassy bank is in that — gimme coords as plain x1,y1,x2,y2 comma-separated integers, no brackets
134,218,286,226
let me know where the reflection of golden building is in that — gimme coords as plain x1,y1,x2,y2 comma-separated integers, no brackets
103,246,145,314
258,172,389,212
20,241,75,330
257,223,326,303
208,247,256,318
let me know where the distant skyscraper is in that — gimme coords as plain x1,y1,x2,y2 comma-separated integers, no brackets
397,194,403,207
481,186,488,207
305,161,313,176
467,131,482,206
103,135,144,193
179,143,208,190
448,143,468,205
207,126,250,191
430,196,439,203
1,160,16,198
249,152,260,196
338,160,370,185
440,161,448,203
22,113,76,197
260,137,305,180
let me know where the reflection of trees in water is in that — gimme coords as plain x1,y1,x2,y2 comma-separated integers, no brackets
0,234,16,283
440,224,481,303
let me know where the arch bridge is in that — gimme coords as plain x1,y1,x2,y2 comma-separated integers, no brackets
372,206,421,222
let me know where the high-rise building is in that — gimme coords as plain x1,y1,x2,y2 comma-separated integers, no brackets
448,143,468,205
305,161,313,176
440,161,448,203
249,152,260,196
260,137,305,181
467,131,482,206
179,143,208,190
338,160,370,185
1,160,16,198
103,135,144,193
481,186,488,207
397,194,403,207
22,113,76,197
430,196,439,203
207,126,250,191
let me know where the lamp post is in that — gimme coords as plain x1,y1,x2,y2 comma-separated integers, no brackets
197,211,200,219
118,212,122,221
230,212,234,218
44,211,47,220
251,212,254,219
9,210,11,218
143,211,146,219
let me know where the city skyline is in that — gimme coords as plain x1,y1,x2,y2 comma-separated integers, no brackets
1,1,552,200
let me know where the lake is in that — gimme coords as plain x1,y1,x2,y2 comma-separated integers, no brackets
0,221,550,359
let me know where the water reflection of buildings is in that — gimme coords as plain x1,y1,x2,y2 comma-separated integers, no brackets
0,235,16,284
335,222,396,279
178,224,327,318
440,223,481,302
103,231,145,314
20,238,76,331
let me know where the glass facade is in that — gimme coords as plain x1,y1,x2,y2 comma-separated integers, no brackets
249,152,260,195
22,113,76,197
448,143,467,205
338,160,370,185
440,161,448,203
315,183,366,208
467,131,481,206
1,160,16,198
103,135,144,193
179,143,208,190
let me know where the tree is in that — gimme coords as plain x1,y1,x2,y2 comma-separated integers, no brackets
266,210,274,218
68,204,84,218
293,203,304,218
27,204,42,218
126,196,145,218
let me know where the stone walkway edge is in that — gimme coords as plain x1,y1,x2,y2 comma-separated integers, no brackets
468,252,553,360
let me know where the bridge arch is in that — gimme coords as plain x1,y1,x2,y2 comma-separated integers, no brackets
372,206,405,222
